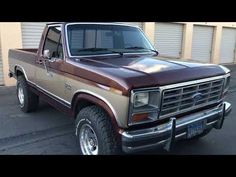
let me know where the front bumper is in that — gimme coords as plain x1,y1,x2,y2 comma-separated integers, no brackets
121,102,232,153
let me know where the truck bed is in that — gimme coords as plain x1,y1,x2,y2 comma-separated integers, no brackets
8,48,39,78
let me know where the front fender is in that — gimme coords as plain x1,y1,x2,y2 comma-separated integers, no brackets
71,92,121,132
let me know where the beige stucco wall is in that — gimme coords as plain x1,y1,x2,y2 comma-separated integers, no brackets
181,23,193,60
1,22,236,86
211,25,223,64
0,23,22,86
143,22,155,46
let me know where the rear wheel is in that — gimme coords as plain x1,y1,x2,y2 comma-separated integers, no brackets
75,105,121,155
17,75,39,113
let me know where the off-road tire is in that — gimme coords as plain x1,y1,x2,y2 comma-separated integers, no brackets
17,75,39,113
75,105,121,155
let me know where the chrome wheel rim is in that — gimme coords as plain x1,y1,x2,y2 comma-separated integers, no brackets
18,85,24,107
79,124,98,155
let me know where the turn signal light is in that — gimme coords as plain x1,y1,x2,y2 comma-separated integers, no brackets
131,113,149,123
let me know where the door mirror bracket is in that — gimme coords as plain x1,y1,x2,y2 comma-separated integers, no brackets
43,49,51,59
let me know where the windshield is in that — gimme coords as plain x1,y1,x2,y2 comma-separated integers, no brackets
66,24,155,56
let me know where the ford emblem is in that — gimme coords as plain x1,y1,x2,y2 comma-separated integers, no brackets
192,92,203,103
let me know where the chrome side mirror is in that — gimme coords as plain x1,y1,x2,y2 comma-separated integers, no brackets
43,49,51,59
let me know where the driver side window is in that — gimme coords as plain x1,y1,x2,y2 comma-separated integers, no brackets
43,26,63,59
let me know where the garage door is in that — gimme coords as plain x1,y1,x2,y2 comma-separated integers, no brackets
0,44,3,85
192,25,214,63
21,22,47,48
122,22,143,29
154,23,184,58
220,27,236,64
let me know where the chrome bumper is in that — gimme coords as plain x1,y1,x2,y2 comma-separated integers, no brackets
121,102,232,153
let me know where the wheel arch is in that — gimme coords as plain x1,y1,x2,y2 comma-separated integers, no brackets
71,91,120,132
14,65,28,80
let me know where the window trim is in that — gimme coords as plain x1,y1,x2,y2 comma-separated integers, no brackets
64,23,155,58
42,25,65,60
55,34,64,59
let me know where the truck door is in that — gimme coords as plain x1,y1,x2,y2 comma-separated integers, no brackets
35,25,68,104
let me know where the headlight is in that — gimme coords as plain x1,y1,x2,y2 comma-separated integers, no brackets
129,89,160,126
133,92,149,108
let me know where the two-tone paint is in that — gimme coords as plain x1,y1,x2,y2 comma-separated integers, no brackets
8,22,229,131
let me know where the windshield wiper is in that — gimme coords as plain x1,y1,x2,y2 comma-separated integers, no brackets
125,46,159,55
77,48,123,56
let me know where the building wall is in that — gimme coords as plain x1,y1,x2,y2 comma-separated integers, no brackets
0,23,22,86
1,22,236,86
179,22,236,64
144,22,236,64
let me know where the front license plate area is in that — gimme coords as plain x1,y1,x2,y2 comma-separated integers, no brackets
187,121,205,139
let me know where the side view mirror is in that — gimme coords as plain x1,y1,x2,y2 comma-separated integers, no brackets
43,49,51,59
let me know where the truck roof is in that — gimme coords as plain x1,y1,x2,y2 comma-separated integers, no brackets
46,22,141,28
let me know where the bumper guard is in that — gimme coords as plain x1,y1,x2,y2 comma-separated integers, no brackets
121,102,231,153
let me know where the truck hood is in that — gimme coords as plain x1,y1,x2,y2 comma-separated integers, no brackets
71,54,227,95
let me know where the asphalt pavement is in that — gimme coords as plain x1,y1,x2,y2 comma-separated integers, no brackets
0,64,236,155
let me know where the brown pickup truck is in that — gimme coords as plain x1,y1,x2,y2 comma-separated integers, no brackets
8,22,232,155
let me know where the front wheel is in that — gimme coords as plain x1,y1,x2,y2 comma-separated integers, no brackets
75,105,121,155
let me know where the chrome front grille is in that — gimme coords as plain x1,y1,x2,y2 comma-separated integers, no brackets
160,79,224,118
